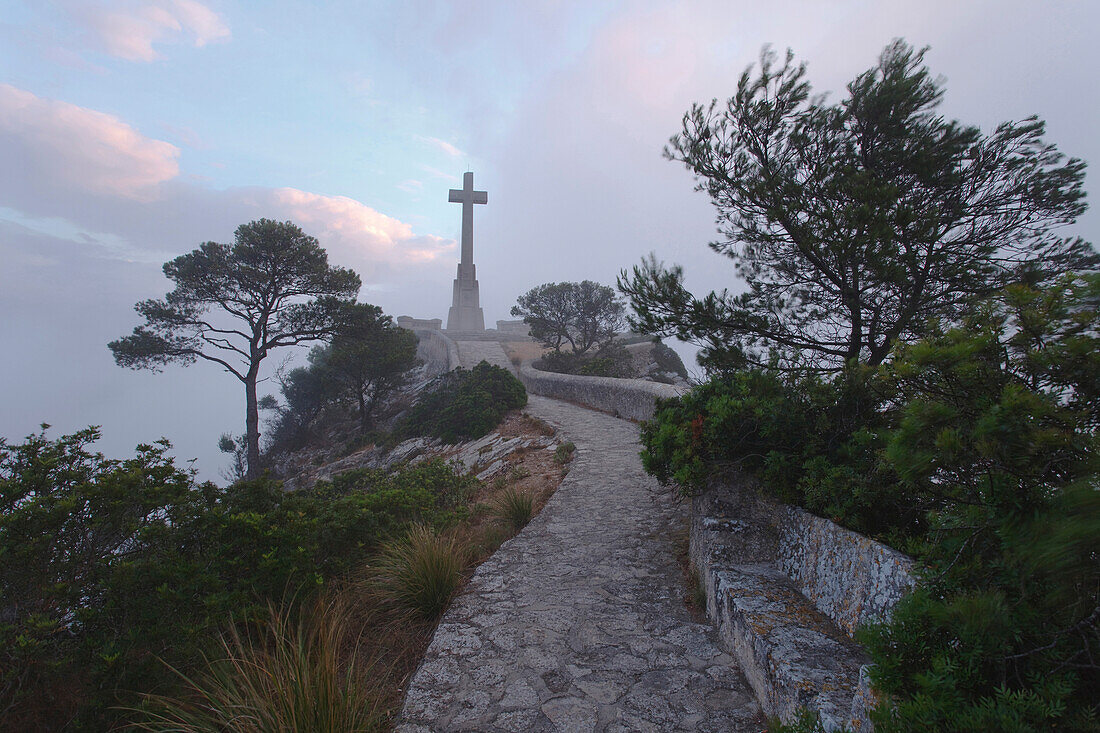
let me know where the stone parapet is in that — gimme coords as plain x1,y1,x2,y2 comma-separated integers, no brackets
397,316,443,331
413,328,460,375
518,360,686,421
444,330,533,342
495,319,531,336
691,474,917,731
776,504,916,637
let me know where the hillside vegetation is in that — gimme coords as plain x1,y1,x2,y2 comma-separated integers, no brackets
629,40,1099,730
0,363,557,731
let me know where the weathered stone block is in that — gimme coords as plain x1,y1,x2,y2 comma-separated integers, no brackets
713,564,869,731
691,473,918,731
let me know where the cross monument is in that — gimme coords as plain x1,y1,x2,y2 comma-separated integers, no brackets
446,171,487,331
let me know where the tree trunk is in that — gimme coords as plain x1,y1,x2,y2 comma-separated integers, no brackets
357,388,368,436
245,370,261,480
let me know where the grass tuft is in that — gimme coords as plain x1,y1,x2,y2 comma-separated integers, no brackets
554,441,576,464
370,525,466,620
491,485,534,533
128,597,382,732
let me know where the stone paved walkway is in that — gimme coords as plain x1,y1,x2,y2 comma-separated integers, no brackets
454,340,516,374
397,394,764,732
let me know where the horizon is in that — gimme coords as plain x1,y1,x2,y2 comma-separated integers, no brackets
2,0,1097,481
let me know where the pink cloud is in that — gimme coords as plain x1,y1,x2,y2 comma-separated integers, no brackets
267,188,455,266
0,83,179,200
71,0,230,62
0,87,454,285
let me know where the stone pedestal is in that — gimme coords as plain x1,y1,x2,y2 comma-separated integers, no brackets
447,262,485,331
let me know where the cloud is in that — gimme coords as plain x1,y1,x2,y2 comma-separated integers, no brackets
159,122,206,149
0,83,180,201
397,179,424,193
267,188,454,265
0,83,460,360
418,135,465,157
70,0,230,62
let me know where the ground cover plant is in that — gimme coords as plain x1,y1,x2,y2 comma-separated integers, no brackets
129,597,383,733
490,485,534,532
368,525,467,620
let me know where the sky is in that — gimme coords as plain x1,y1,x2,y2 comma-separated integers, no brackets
2,0,1098,482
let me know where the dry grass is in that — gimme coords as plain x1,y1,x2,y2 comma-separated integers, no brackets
490,485,534,532
500,340,549,366
128,409,571,732
128,597,385,733
368,525,467,621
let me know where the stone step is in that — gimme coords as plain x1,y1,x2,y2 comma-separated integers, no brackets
709,562,873,731
455,341,517,374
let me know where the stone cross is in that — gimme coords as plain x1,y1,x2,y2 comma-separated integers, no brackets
449,172,487,265
446,171,488,331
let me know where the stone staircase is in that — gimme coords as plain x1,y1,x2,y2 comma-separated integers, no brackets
691,477,916,731
454,340,516,374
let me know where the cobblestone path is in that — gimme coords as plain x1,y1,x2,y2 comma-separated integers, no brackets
398,394,764,732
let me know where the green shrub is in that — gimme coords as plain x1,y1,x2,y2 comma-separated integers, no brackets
860,276,1100,730
538,341,636,378
129,597,382,732
554,442,576,465
369,525,466,620
491,486,534,532
640,277,1099,728
652,340,689,380
0,428,475,730
639,367,911,542
402,362,527,443
311,457,476,541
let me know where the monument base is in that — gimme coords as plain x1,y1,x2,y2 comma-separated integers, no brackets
446,305,485,331
447,263,485,331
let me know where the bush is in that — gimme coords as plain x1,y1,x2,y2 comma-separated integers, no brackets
0,428,475,730
652,340,689,380
369,525,466,620
860,276,1100,729
641,275,1100,727
554,442,576,465
310,458,476,542
402,361,526,442
537,341,636,378
639,368,912,542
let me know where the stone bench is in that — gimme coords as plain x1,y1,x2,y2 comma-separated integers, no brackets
691,477,915,731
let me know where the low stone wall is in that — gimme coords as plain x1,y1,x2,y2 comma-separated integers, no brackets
518,360,686,421
694,476,915,638
444,329,534,342
495,319,531,336
414,328,460,375
397,316,443,330
776,504,916,637
691,474,917,730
